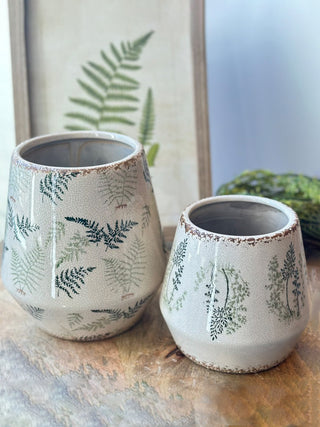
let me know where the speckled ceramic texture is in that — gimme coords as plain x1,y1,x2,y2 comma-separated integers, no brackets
160,195,310,373
1,131,166,340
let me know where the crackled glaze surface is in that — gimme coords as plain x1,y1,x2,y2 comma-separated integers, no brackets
2,131,166,340
160,195,310,372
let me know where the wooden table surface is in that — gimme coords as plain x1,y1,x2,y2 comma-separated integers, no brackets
1,250,319,427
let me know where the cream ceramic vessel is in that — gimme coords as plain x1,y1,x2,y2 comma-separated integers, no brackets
2,131,166,340
160,195,310,373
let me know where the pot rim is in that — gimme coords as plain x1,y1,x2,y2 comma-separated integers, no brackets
12,131,143,173
181,195,300,243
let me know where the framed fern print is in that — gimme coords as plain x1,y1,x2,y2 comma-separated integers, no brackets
8,0,211,241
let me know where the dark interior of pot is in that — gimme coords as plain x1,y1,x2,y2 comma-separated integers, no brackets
189,200,289,236
21,138,135,167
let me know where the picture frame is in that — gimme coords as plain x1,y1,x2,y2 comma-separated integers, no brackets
8,0,212,243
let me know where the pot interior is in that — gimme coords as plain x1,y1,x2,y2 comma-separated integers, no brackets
21,138,135,167
189,200,289,236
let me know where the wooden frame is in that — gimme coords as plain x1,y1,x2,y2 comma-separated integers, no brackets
8,0,212,243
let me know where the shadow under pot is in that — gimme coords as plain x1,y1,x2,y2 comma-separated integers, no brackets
2,131,166,340
160,195,310,373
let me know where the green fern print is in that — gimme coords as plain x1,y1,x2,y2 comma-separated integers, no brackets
98,164,137,208
65,216,138,250
55,266,96,298
163,239,188,311
7,200,39,242
8,166,31,201
40,172,79,205
196,263,250,341
56,231,90,268
65,31,159,166
67,312,84,328
266,243,306,323
45,221,66,248
141,205,151,233
23,305,45,320
11,242,45,295
73,295,152,332
103,236,146,294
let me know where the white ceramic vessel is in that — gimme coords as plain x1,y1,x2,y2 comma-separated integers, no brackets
2,131,166,340
160,195,310,373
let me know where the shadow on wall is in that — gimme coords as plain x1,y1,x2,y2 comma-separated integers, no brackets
205,0,320,193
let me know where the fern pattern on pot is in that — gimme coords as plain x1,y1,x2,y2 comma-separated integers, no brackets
65,31,159,165
7,200,40,242
141,205,151,233
103,236,146,294
195,263,250,341
266,243,306,322
40,172,79,205
55,266,96,298
163,239,188,311
56,231,90,268
10,242,45,295
65,216,138,250
98,164,137,208
8,166,31,202
45,221,66,248
23,305,45,320
72,295,152,332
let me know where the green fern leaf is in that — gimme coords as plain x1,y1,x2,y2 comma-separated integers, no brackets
114,72,139,86
141,205,151,232
100,116,135,125
77,79,104,102
56,231,90,268
65,217,105,244
109,83,139,92
103,236,146,293
88,61,112,80
66,32,153,132
23,304,45,320
120,64,142,71
132,31,154,50
9,166,31,200
45,221,66,248
40,172,79,205
55,266,96,298
101,50,117,71
98,165,137,208
11,242,45,294
147,143,159,167
65,112,98,127
139,88,155,146
106,93,139,102
69,97,102,112
102,105,137,113
7,201,39,242
65,125,90,131
110,43,122,62
82,65,109,91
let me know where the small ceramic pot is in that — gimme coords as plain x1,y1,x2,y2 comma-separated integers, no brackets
2,131,166,340
160,195,310,373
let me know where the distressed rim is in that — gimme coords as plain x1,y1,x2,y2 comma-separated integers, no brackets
181,195,300,244
13,131,143,173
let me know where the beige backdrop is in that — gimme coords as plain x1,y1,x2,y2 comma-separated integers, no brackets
26,0,199,228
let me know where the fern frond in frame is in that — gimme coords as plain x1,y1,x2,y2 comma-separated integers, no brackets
65,31,154,132
139,88,159,166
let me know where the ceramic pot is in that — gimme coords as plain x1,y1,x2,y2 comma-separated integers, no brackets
2,131,166,340
160,195,310,373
